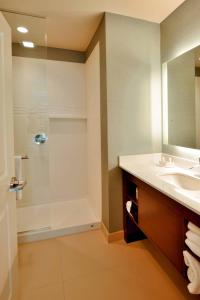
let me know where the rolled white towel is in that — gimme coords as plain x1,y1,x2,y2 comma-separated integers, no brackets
185,239,200,258
126,201,132,214
188,222,200,237
188,267,195,283
186,231,200,248
183,250,200,294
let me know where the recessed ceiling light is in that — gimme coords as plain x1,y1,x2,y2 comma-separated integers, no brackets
17,26,28,33
22,41,35,48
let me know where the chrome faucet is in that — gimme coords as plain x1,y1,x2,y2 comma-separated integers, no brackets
9,177,26,192
189,157,200,170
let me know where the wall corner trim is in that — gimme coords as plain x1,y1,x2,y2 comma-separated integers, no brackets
101,222,123,243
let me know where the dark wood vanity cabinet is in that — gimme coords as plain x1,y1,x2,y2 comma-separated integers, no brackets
122,173,146,243
122,170,200,276
137,180,184,272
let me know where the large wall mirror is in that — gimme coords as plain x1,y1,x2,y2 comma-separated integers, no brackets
162,45,200,149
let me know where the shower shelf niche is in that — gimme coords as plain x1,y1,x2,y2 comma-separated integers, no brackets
49,114,87,120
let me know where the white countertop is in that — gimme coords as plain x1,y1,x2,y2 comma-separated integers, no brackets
119,153,200,216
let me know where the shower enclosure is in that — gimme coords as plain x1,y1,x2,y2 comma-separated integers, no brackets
3,11,102,242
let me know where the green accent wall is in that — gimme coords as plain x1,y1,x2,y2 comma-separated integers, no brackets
87,13,161,233
86,15,110,231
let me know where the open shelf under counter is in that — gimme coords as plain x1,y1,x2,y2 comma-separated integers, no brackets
121,168,200,279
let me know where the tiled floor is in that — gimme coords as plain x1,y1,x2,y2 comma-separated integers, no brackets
18,230,199,300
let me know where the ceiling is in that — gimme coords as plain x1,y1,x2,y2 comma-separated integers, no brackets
0,0,186,51
3,12,47,46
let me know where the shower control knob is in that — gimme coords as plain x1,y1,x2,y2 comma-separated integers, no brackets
33,133,48,145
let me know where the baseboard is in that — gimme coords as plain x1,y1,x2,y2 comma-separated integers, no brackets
101,222,124,243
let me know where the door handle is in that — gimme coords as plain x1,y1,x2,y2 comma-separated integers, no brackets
9,177,27,192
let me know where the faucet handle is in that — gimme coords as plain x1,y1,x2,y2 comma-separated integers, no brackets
188,157,200,169
168,156,174,164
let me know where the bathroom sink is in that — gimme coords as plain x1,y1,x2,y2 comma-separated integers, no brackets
159,172,200,191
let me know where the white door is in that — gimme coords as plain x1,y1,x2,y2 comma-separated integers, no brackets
0,12,18,300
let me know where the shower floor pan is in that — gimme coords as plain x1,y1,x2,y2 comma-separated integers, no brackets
17,198,100,243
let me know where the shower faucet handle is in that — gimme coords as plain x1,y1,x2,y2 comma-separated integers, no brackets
9,176,27,192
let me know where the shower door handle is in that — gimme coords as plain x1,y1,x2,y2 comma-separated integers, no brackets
9,177,27,192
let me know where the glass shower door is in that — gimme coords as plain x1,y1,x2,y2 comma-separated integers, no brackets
3,11,51,233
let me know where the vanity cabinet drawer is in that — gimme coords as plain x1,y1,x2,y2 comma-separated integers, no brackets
138,182,184,273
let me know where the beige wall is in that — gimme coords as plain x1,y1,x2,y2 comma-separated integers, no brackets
161,0,200,158
87,13,161,233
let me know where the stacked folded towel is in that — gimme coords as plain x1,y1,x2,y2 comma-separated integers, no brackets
186,231,200,248
184,222,200,294
185,238,200,258
183,251,200,294
188,222,200,237
186,222,200,258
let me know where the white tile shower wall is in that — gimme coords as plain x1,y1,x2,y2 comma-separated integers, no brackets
13,57,88,205
47,60,86,116
47,60,87,203
85,43,102,221
12,56,50,207
49,119,88,202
